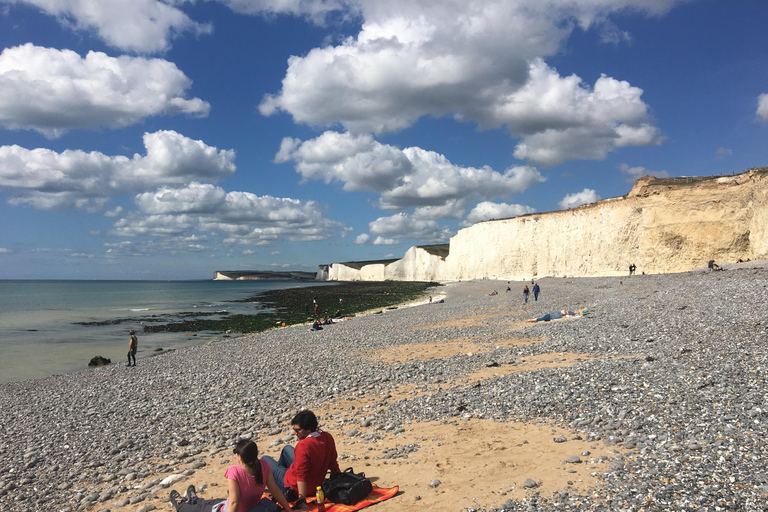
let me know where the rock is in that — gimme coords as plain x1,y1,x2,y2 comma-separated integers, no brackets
429,479,441,488
523,478,538,489
160,474,186,488
88,356,111,367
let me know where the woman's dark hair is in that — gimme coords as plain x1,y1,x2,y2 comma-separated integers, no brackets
291,410,318,431
233,439,263,486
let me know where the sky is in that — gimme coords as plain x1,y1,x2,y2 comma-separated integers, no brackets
0,0,766,280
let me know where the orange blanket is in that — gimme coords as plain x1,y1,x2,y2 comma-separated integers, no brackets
306,485,399,512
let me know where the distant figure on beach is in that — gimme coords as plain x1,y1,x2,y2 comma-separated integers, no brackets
506,286,511,292
304,304,309,316
526,309,587,323
708,260,723,271
533,283,540,301
429,296,432,303
168,439,295,512
629,263,636,276
263,410,340,506
310,320,323,331
127,330,137,367
523,285,530,303
314,302,319,315
489,290,498,296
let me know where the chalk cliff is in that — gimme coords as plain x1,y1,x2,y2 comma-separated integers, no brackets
321,167,768,281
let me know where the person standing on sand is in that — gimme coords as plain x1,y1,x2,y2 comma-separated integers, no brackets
533,283,540,301
127,330,138,367
523,285,530,303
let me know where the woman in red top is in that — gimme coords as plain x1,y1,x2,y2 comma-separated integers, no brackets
263,410,340,508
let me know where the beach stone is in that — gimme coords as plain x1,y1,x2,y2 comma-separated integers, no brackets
565,455,582,464
160,474,185,488
523,478,538,488
87,356,111,367
429,479,441,488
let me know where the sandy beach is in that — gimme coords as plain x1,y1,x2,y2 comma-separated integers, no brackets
2,261,768,511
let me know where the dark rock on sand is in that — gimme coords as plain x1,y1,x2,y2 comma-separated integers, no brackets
87,356,111,367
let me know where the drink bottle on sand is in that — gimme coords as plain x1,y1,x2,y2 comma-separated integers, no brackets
316,486,326,512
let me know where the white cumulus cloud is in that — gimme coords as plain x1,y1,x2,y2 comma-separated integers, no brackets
618,163,670,183
369,212,452,243
0,0,212,53
460,201,535,227
0,131,235,211
277,131,546,214
114,182,348,245
0,44,209,137
558,188,601,209
757,93,768,122
261,0,676,166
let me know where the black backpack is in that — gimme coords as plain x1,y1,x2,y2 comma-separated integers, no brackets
322,468,373,505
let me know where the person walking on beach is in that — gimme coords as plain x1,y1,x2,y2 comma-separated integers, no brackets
523,285,530,303
168,439,296,512
127,330,138,367
263,410,340,507
532,283,540,301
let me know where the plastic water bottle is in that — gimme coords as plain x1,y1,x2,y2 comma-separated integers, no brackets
316,486,326,512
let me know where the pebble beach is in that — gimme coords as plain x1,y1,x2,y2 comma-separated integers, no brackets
2,262,768,512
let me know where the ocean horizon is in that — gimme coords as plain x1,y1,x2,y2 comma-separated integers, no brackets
0,279,326,384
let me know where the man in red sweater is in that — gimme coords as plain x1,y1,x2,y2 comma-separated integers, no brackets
263,410,340,507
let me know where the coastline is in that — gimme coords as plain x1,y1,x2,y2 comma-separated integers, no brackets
0,280,435,384
2,264,768,511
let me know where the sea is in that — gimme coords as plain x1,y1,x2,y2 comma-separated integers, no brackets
0,280,326,384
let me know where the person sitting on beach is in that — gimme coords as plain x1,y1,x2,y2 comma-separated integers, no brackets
322,315,334,325
263,410,340,507
526,309,588,323
489,290,498,296
708,260,723,271
310,320,323,331
333,309,342,318
168,439,297,512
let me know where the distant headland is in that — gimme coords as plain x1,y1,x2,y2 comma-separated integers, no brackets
213,270,317,281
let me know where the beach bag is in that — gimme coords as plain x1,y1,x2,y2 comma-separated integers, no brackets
322,467,373,505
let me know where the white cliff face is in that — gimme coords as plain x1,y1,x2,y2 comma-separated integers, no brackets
386,246,447,281
323,168,768,281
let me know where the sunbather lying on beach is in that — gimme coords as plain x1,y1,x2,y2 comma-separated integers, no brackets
526,309,588,323
168,439,297,512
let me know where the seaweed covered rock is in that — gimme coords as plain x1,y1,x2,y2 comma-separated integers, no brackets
88,356,111,367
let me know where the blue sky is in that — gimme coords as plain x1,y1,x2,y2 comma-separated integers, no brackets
0,0,766,280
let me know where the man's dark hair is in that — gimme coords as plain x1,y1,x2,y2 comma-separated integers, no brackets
292,410,318,431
